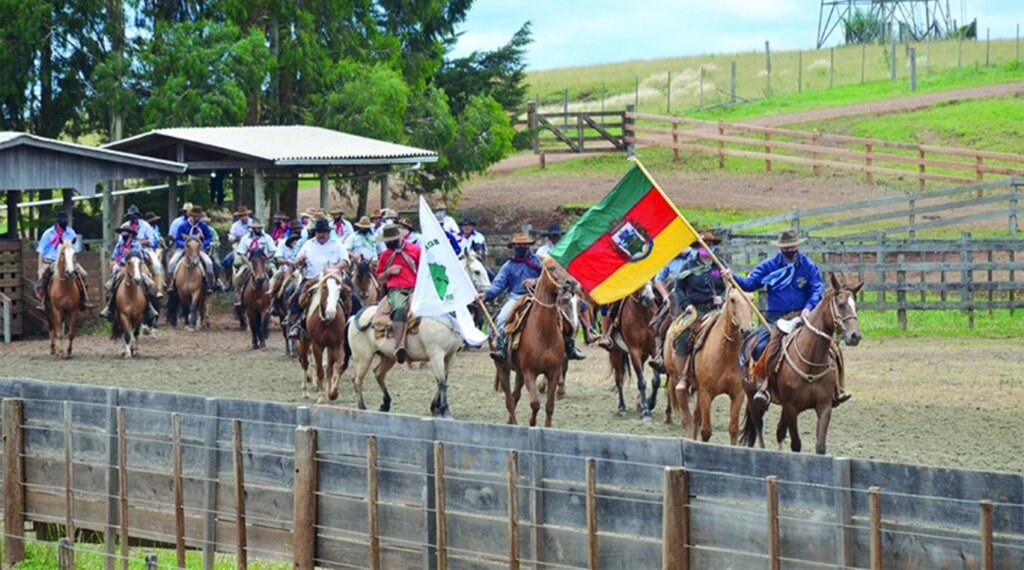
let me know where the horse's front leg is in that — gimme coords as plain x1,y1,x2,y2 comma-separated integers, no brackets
647,370,661,417
727,392,744,446
296,338,311,400
632,351,652,421
66,310,79,359
313,344,327,405
523,371,541,427
373,358,396,412
500,367,516,424
814,403,832,455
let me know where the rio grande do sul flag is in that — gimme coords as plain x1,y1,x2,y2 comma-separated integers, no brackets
410,196,488,346
549,160,698,304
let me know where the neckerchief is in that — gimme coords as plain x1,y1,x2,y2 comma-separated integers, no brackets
763,261,797,290
50,225,65,246
334,220,345,236
383,244,415,273
511,255,541,272
248,235,262,251
117,240,133,263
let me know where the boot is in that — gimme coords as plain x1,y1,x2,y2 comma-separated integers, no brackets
565,335,585,361
99,291,117,321
490,334,508,362
832,387,853,407
36,289,46,311
393,321,408,364
649,352,666,374
146,301,159,321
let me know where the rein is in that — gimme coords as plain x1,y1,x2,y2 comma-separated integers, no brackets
784,291,858,382
527,267,563,310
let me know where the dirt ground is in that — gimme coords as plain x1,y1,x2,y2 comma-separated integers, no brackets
3,309,1022,473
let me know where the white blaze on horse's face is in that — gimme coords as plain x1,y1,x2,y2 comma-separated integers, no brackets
131,258,143,284
325,278,340,320
62,241,75,276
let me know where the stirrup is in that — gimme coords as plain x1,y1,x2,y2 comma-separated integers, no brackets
833,390,853,407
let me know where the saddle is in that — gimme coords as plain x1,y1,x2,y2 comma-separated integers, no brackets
368,298,421,340
750,324,845,391
503,296,535,351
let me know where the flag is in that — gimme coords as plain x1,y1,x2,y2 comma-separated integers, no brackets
411,196,489,346
549,160,699,304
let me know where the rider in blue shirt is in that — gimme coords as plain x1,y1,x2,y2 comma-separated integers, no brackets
99,223,160,322
35,211,88,311
166,202,193,242
167,207,217,294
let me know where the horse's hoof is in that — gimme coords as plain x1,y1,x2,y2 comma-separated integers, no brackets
315,396,327,406
641,414,653,423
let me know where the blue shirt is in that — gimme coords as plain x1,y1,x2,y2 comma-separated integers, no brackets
174,221,213,250
484,255,542,302
37,226,82,261
126,219,158,248
111,238,143,265
655,249,696,283
733,252,824,314
167,215,188,239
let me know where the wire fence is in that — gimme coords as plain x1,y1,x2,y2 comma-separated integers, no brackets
1,378,1023,569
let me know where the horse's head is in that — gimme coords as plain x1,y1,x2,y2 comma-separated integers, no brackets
125,253,145,286
248,249,268,285
541,256,576,299
185,237,201,257
726,286,755,337
829,273,864,347
58,239,77,277
319,268,348,321
464,253,491,291
637,282,657,307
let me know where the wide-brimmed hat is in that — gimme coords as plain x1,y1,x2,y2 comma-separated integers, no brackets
772,229,805,248
250,218,264,229
181,202,194,213
329,205,346,216
376,224,407,243
188,206,204,215
545,224,564,236
380,208,398,219
312,219,331,233
144,211,160,222
354,216,373,229
507,231,536,247
690,230,721,249
233,206,252,218
396,218,416,231
272,211,289,220
459,216,476,226
126,205,141,216
118,222,138,236
55,211,69,222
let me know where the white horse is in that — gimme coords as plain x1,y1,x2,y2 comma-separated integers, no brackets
463,249,492,332
346,307,465,417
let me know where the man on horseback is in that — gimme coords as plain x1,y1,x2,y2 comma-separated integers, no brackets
166,202,193,242
287,218,351,340
374,224,420,364
144,212,163,247
397,218,421,245
344,216,379,263
168,206,218,294
456,217,487,260
99,223,160,322
223,206,253,282
329,206,353,242
233,219,277,310
124,205,158,249
434,201,459,235
479,231,585,363
35,211,88,311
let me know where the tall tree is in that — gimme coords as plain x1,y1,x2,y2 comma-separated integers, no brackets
436,22,531,115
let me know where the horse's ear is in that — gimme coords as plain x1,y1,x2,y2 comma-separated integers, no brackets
851,280,864,295
829,272,841,291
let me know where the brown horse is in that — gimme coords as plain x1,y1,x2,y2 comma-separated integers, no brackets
607,283,662,421
111,254,148,358
350,254,380,305
668,287,754,443
44,240,84,358
169,238,208,330
296,268,350,404
495,257,575,427
241,249,272,349
740,274,863,454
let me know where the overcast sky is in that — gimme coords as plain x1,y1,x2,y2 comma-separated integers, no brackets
450,1,1024,70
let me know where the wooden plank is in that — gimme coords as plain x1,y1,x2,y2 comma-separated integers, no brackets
833,457,854,569
104,389,117,570
4,398,25,566
535,115,579,152
434,441,446,570
118,407,129,570
232,420,247,569
870,487,882,570
981,500,993,570
662,467,689,570
508,450,519,570
369,436,382,570
767,476,780,570
202,398,218,570
292,426,316,570
173,413,185,569
585,457,597,570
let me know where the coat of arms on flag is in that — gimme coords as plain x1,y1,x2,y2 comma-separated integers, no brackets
610,220,653,262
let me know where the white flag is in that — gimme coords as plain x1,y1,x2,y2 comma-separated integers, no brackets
411,196,488,346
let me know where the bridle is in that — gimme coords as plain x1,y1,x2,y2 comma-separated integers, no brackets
785,289,859,382
528,266,569,310
318,271,346,320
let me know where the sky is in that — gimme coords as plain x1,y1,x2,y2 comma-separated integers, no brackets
449,1,1024,70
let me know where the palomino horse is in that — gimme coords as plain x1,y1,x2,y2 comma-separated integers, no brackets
350,254,380,305
111,254,148,358
740,274,863,454
168,238,209,330
44,240,84,358
494,257,576,427
347,305,465,418
607,283,663,421
667,287,754,443
296,268,351,404
241,249,272,349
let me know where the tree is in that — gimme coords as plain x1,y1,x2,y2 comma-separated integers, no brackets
436,22,531,115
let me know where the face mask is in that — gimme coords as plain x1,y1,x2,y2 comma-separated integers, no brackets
121,233,131,241
514,246,530,257
386,241,400,250
550,235,562,244
333,216,342,222
58,222,68,229
253,230,262,236
435,211,446,221
783,249,798,261
698,248,711,261
128,214,139,221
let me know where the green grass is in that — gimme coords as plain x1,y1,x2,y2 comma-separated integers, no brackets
14,539,287,569
859,308,1024,337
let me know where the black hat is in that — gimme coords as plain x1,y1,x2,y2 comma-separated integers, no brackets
546,224,563,236
313,218,331,233
55,211,69,222
126,205,141,216
460,216,476,226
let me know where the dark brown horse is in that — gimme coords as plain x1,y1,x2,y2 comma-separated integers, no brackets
350,254,380,305
111,254,148,358
168,238,208,330
740,274,863,454
296,268,350,404
496,257,575,427
44,240,84,358
241,249,272,349
607,283,662,421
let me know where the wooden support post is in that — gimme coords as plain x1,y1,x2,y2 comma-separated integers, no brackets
539,152,546,170
167,175,178,233
577,113,584,153
829,47,835,89
117,407,129,570
202,398,218,570
767,476,780,570
811,130,821,176
58,537,74,570
293,426,317,570
104,389,117,570
253,170,266,225
730,61,737,103
586,457,598,570
4,398,25,566
981,500,993,570
508,450,519,570
319,171,330,212
976,155,985,184
63,401,75,564
1008,183,1019,237
624,105,636,159
529,428,544,570
379,173,389,211
528,102,539,155
908,198,917,238
764,131,772,173
869,486,882,570
988,249,995,312
897,253,908,331
833,458,854,569
662,467,689,570
918,148,926,190
233,420,247,570
432,440,445,570
671,123,679,162
865,136,874,184
367,436,381,570
172,413,185,569
717,121,725,169
797,50,803,93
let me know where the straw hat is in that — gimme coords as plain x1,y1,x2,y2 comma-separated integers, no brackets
376,224,407,243
772,229,805,248
233,206,252,218
507,231,536,247
329,205,346,217
182,202,194,213
396,218,416,231
354,216,373,230
249,218,264,229
272,212,289,220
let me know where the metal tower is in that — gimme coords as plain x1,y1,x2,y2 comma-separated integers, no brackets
817,0,957,48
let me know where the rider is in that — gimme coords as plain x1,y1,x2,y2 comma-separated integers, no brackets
223,206,253,277
166,202,193,243
375,224,421,364
99,223,160,321
434,201,460,235
233,219,277,309
270,212,290,243
287,218,351,340
479,231,585,363
329,206,353,242
35,211,87,311
344,216,379,263
373,208,398,241
534,224,562,258
455,216,487,260
168,206,218,294
124,205,158,249
275,221,306,266
144,212,163,247
396,218,421,245
649,232,717,372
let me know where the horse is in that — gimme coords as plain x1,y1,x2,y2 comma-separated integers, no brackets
44,240,84,358
739,274,863,455
110,254,148,359
168,238,209,331
667,287,754,443
241,249,272,349
350,254,380,305
494,257,576,427
295,268,351,404
607,283,662,421
463,249,492,331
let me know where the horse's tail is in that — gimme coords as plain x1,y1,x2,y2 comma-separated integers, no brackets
341,316,354,377
739,398,763,448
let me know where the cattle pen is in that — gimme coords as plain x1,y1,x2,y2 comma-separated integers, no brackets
0,377,1021,569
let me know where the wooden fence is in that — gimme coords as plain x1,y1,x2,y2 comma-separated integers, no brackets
0,240,22,340
522,103,627,163
627,111,1024,188
1,377,1023,569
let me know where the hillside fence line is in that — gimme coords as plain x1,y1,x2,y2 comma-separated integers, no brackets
1,378,1023,569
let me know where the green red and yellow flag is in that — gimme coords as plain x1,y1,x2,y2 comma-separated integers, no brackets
549,161,698,304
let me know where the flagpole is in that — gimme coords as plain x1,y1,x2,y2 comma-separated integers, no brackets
629,157,770,328
476,298,499,345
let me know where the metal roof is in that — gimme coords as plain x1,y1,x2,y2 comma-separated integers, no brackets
104,125,438,168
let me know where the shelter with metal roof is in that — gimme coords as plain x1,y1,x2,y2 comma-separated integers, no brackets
104,125,439,222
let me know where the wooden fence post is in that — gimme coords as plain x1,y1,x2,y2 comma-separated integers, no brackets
104,389,118,570
662,467,689,570
976,155,985,184
981,500,993,570
232,420,247,570
3,398,25,566
908,199,917,239
202,398,219,570
117,407,129,570
144,552,158,570
897,253,908,330
1009,183,1019,237
586,457,598,570
833,458,855,569
528,102,539,155
717,121,725,169
624,105,636,159
508,450,519,570
961,232,974,330
672,123,679,162
576,113,584,154
433,441,446,570
869,486,882,570
766,476,780,570
58,537,74,570
876,243,886,307
865,136,874,184
529,428,544,570
172,413,185,569
63,401,75,568
293,426,317,570
790,208,800,234
367,436,381,570
764,131,772,173
918,148,926,191
811,130,821,176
